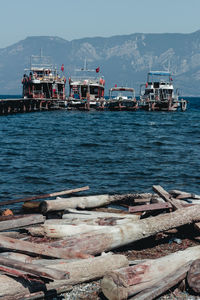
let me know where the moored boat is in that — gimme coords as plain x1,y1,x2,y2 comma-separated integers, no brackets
22,52,66,103
107,86,138,111
139,71,187,111
67,60,105,110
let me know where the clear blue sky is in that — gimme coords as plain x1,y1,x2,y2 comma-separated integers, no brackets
0,0,199,48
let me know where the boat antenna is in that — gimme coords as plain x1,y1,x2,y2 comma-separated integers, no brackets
84,58,87,71
149,57,153,71
75,58,95,72
168,59,170,72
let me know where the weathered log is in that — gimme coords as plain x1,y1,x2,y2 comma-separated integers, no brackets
0,265,28,278
153,185,182,210
22,201,41,212
0,214,45,231
101,245,200,299
187,259,200,293
3,284,72,300
0,235,91,259
0,253,128,279
0,231,29,239
0,185,89,206
0,274,72,298
50,205,200,255
45,254,129,285
126,263,189,300
0,256,69,280
63,208,139,220
0,252,35,263
40,193,149,213
50,216,134,227
0,252,81,265
169,189,200,200
128,202,172,213
40,194,114,213
44,221,110,238
0,254,128,297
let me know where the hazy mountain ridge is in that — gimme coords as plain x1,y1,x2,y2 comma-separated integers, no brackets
0,32,200,95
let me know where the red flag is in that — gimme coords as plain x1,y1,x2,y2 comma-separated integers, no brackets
61,64,64,72
96,66,100,73
145,82,148,88
115,84,117,87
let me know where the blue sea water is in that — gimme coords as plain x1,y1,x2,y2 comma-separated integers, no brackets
0,97,200,209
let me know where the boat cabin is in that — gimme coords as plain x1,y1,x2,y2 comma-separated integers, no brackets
68,60,105,103
22,54,66,100
140,71,175,102
69,77,105,101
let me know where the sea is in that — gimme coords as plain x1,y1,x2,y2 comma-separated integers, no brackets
0,96,200,209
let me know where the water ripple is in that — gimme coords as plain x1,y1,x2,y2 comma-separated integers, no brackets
0,97,200,208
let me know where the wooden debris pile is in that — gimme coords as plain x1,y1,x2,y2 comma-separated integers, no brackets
0,185,200,299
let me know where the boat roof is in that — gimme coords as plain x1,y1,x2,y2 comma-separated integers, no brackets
148,71,171,76
109,87,135,92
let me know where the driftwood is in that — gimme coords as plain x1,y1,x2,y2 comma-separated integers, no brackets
0,254,128,298
22,201,41,212
0,235,91,259
63,209,140,220
0,256,69,280
40,194,115,213
153,185,182,210
47,254,129,285
0,252,81,265
101,245,200,299
0,253,128,280
0,185,89,206
128,202,172,213
169,189,200,200
0,252,36,263
124,264,189,300
44,220,110,238
0,231,29,239
3,283,72,300
0,214,45,231
45,217,136,228
187,259,200,293
43,209,139,237
0,274,72,298
50,205,200,255
40,194,149,213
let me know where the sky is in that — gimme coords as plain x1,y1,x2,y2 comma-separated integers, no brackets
0,0,199,48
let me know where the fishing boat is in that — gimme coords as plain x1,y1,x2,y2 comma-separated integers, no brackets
22,52,66,103
107,86,138,111
67,60,105,110
139,71,187,111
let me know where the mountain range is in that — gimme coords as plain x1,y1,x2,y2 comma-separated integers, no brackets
1,31,200,96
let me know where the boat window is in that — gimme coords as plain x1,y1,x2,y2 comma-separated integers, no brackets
163,89,172,94
153,82,160,88
144,89,154,95
90,86,99,95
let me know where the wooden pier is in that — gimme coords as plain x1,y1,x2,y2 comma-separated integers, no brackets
0,98,65,115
